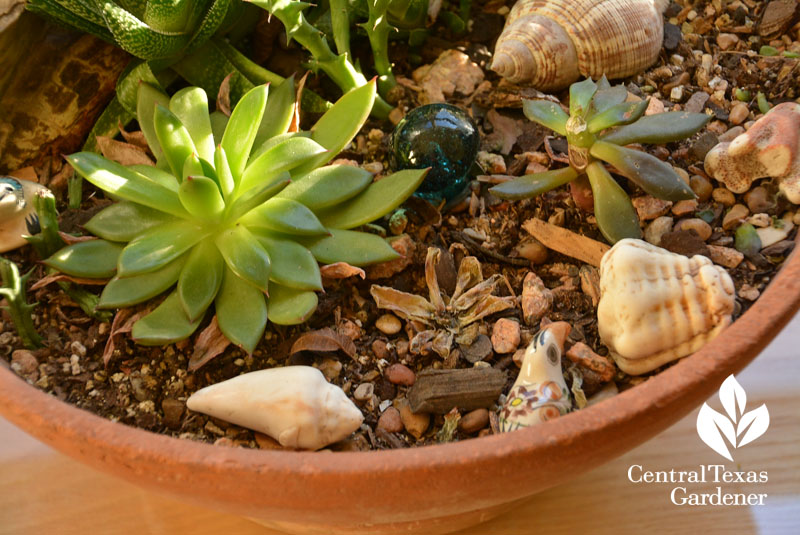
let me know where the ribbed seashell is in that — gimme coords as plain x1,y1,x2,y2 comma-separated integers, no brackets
187,366,363,450
598,239,736,376
491,0,668,90
0,177,49,253
499,322,572,431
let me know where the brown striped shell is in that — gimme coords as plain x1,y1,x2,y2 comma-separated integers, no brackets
491,0,668,90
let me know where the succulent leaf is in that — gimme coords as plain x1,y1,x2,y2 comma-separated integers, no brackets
45,240,124,278
184,0,230,54
97,0,190,59
267,283,318,325
490,167,579,200
214,144,235,199
587,99,648,134
170,87,216,162
254,233,323,291
315,169,428,229
144,0,193,32
132,291,203,345
243,197,329,236
277,165,373,210
130,164,179,192
590,141,696,201
569,78,598,117
302,229,400,266
588,85,628,117
215,226,272,293
585,162,642,243
178,240,224,321
136,82,171,163
222,84,269,184
178,175,225,218
215,265,268,354
255,75,297,147
155,104,198,180
117,220,207,276
521,100,568,136
85,201,176,242
600,112,711,145
225,174,290,223
99,255,187,308
240,137,327,193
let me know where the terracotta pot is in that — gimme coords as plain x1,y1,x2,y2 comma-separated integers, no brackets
1,239,798,534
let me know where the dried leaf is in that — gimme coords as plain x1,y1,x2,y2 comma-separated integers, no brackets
437,408,461,442
8,166,38,182
288,72,309,134
290,327,356,358
320,262,366,280
410,329,436,355
431,330,453,358
96,136,155,166
188,316,231,371
58,231,99,245
450,256,483,301
370,285,435,324
458,294,515,327
102,307,149,365
30,272,108,290
411,50,484,104
569,367,588,409
217,72,233,117
424,248,446,315
486,109,522,155
118,121,149,150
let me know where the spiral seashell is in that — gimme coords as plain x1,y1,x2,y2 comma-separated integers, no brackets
187,366,363,450
597,239,736,376
499,322,572,432
491,0,668,90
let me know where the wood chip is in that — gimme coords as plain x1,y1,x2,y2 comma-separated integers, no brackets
407,368,506,414
522,218,610,267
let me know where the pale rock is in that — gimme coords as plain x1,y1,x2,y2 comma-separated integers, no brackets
491,318,520,354
644,216,674,246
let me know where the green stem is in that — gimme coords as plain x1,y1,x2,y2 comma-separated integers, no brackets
329,0,352,58
0,260,43,349
363,0,397,95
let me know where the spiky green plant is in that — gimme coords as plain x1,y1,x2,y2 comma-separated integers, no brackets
490,77,711,243
0,258,42,349
44,79,426,353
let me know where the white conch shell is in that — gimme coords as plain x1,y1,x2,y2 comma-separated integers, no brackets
598,239,736,375
0,177,49,253
491,0,667,90
499,322,571,431
187,366,363,450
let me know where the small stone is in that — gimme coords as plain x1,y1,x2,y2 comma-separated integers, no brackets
254,432,285,450
669,86,684,102
684,91,710,113
645,97,666,116
371,339,391,360
463,334,493,363
717,33,739,50
663,22,682,50
375,314,402,335
672,199,698,217
756,216,794,248
632,196,672,220
70,340,86,357
491,318,520,354
674,218,712,241
762,240,795,257
11,350,38,381
713,188,736,207
477,151,506,174
744,187,775,214
739,284,760,301
718,126,745,143
353,383,375,401
161,398,185,429
729,102,750,125
512,349,526,368
749,213,771,228
579,266,601,307
707,245,744,268
690,175,713,202
388,107,404,125
521,272,552,326
458,408,490,434
515,239,548,264
395,398,430,439
644,216,674,246
377,407,403,433
660,230,710,257
565,342,615,383
385,363,416,386
722,204,750,230
70,354,81,376
689,132,719,162
318,357,342,381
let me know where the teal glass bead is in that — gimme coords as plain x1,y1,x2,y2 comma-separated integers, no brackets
390,104,479,202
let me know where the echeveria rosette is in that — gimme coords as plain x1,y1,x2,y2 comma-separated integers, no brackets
45,79,426,353
490,77,711,243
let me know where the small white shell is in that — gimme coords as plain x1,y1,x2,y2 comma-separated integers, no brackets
0,177,49,253
598,239,736,375
187,366,363,450
499,325,571,431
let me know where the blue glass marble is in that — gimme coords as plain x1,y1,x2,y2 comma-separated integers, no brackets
390,103,479,202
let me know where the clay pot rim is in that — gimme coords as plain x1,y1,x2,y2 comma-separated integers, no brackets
1,243,799,473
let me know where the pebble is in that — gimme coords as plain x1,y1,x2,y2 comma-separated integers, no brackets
644,216,674,246
748,213,771,228
660,230,710,257
491,318,520,354
671,199,698,217
377,407,404,433
684,91,710,113
663,22,682,50
161,398,185,429
632,196,672,220
353,383,374,401
70,354,81,376
11,350,38,381
690,175,713,202
458,408,490,434
477,151,506,174
385,363,416,386
744,187,774,214
515,239,548,264
675,218,712,241
317,357,342,381
707,245,744,268
718,126,745,143
339,319,362,340
670,86,684,102
512,348,526,368
395,398,430,439
729,102,750,125
375,314,402,335
717,33,739,50
722,204,750,230
645,97,665,116
712,188,736,207
739,284,760,301
521,272,552,326
688,132,719,161
463,334,493,363
371,339,391,360
756,220,793,248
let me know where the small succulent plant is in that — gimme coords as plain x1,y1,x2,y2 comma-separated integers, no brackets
490,77,711,243
45,79,426,353
0,258,42,349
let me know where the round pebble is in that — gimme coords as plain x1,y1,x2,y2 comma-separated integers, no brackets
744,186,774,214
675,218,712,241
385,363,416,386
729,102,749,125
11,349,38,379
690,175,713,202
491,318,520,354
644,216,674,246
712,188,736,207
375,314,402,335
371,339,391,360
722,204,750,230
353,382,375,401
458,408,490,434
515,239,548,264
377,407,404,433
